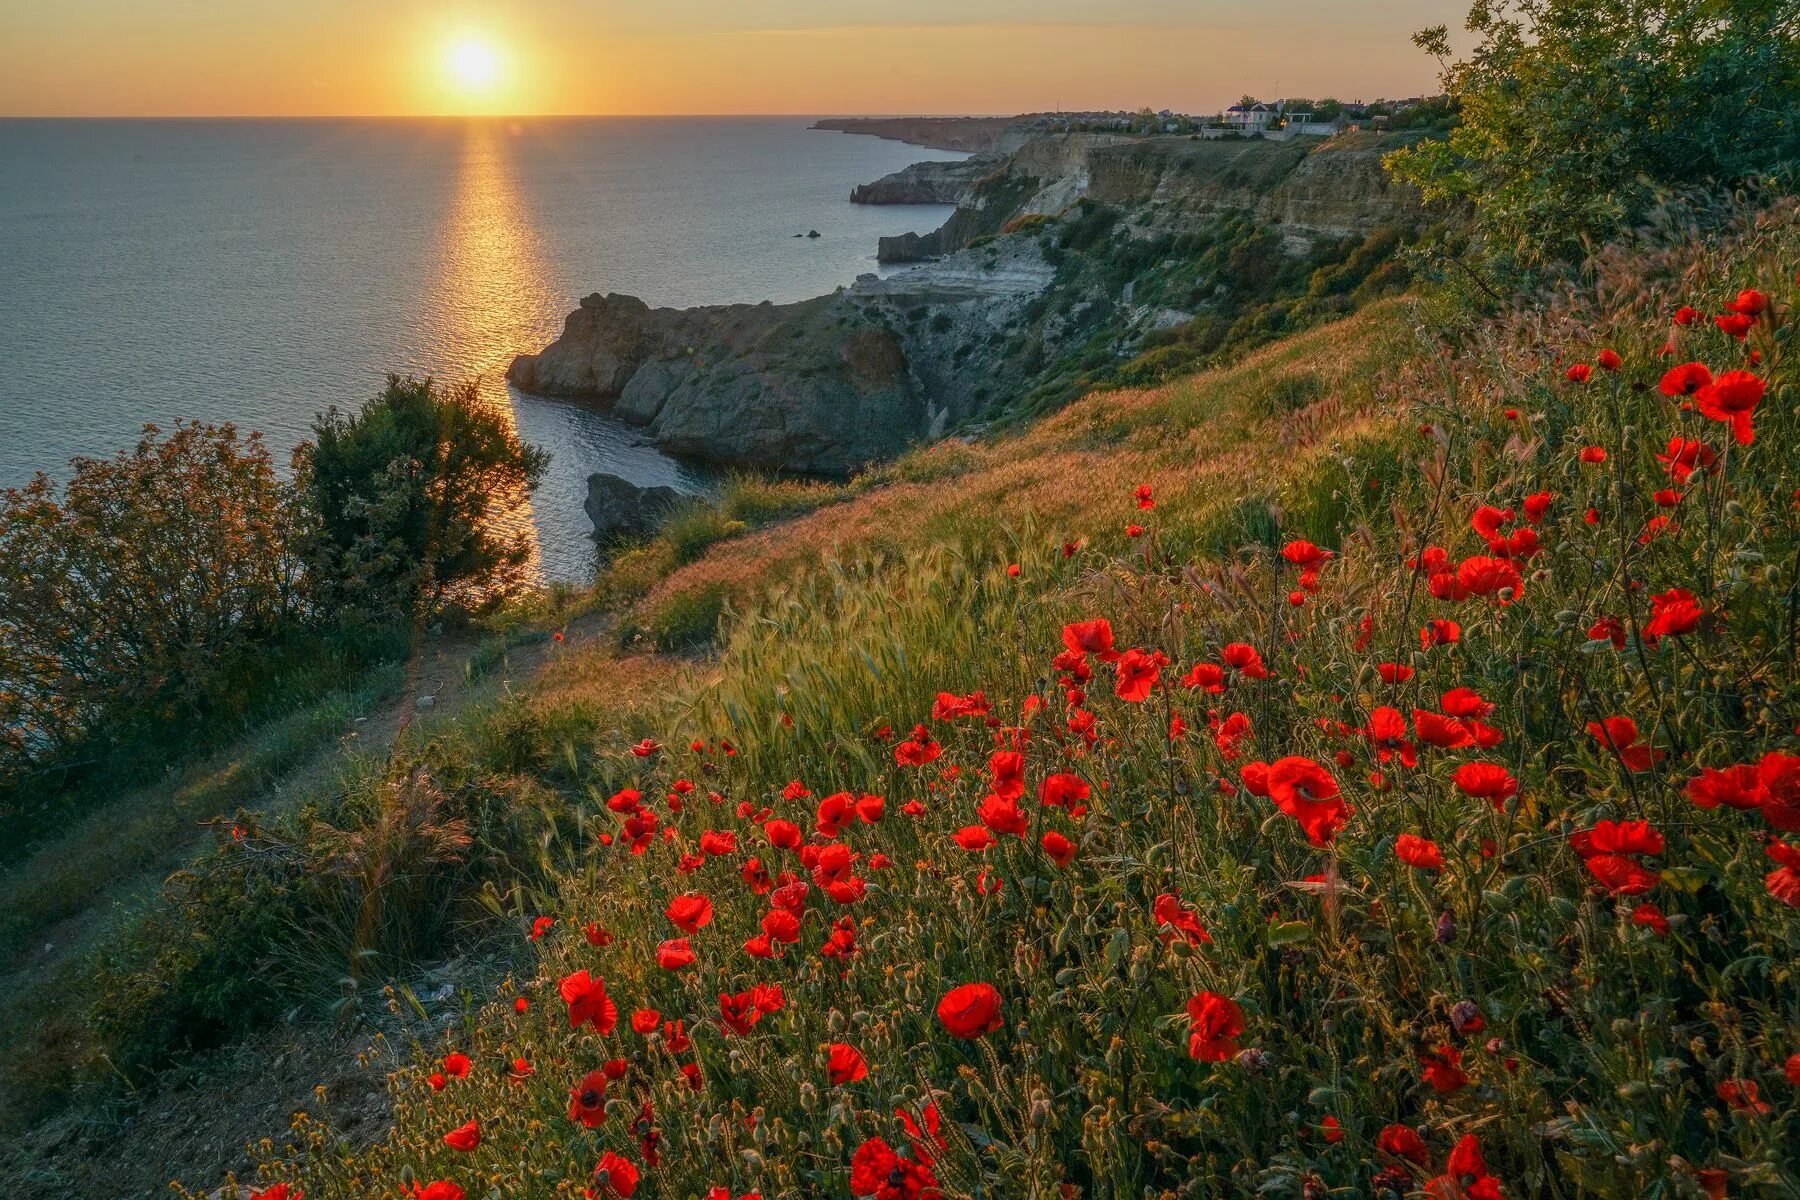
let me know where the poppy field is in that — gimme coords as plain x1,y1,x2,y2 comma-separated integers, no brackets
229,205,1800,1200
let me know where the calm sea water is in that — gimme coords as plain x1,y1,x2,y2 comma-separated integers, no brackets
0,118,961,580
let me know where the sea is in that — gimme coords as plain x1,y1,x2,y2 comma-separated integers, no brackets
0,117,963,581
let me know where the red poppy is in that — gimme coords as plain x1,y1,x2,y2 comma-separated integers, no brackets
1420,1044,1470,1093
1715,313,1755,340
1134,483,1155,510
1377,1123,1430,1166
1765,840,1800,907
589,1151,640,1198
655,937,696,970
1420,619,1460,649
1565,363,1592,383
953,825,996,851
630,738,661,757
443,1052,472,1078
1152,892,1212,945
1716,1079,1771,1115
559,970,619,1035
1263,756,1351,846
530,915,555,941
1728,288,1769,316
849,1138,940,1199
664,893,714,934
1759,752,1800,830
1587,716,1663,772
1579,446,1607,464
1673,305,1700,326
1686,763,1764,811
989,750,1026,800
1040,772,1091,810
1396,833,1445,870
1062,618,1120,662
826,1042,868,1085
1644,588,1706,642
1185,991,1245,1061
1452,761,1518,809
936,982,1003,1039
248,1187,303,1200
443,1119,480,1152
1221,642,1270,678
1694,369,1764,445
1656,436,1718,482
630,1008,660,1035
1040,830,1076,866
1113,647,1163,702
407,1184,465,1200
1659,361,1713,397
1598,348,1622,371
1570,819,1665,895
1631,903,1671,936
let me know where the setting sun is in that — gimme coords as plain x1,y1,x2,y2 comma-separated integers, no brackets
445,36,500,93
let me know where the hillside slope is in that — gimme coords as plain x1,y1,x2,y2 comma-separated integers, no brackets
236,199,1800,1200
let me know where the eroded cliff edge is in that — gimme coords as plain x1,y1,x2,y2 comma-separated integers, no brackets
508,130,1430,477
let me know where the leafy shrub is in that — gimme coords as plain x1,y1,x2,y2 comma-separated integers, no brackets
295,376,548,620
0,421,298,791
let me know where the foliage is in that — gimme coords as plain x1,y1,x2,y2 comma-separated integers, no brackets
294,376,548,621
0,421,299,792
239,205,1800,1200
1387,0,1800,266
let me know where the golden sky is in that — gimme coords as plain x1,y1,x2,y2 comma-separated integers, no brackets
0,1,1454,117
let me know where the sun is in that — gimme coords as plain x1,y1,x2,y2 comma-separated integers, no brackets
445,36,500,93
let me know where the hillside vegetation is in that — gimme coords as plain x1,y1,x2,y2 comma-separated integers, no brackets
220,199,1800,1200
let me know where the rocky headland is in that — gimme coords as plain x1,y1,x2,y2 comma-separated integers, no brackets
508,123,1430,491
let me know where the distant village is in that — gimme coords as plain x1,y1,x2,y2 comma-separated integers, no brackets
1024,96,1455,141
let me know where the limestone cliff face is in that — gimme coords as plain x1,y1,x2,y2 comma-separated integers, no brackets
1259,134,1428,237
851,156,998,205
507,293,924,476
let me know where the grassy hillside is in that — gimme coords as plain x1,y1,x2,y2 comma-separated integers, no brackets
203,198,1800,1200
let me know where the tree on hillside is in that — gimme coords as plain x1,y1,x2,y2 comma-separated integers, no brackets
0,422,298,780
293,376,548,621
1386,0,1800,265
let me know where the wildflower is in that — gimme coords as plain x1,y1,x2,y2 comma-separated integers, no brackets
1320,1114,1344,1143
589,1151,640,1198
664,893,714,934
1521,491,1554,523
1565,363,1592,383
630,738,661,757
559,970,619,1035
1452,762,1518,809
1450,1000,1486,1036
1644,588,1706,642
443,1052,472,1078
1436,1134,1503,1200
1579,446,1607,464
1716,1079,1771,1115
1420,619,1460,649
1376,1124,1430,1166
1135,483,1155,510
1694,369,1764,445
1220,642,1270,678
1185,991,1246,1061
1456,555,1524,602
1587,716,1663,772
1588,615,1626,649
1766,840,1800,907
1728,288,1769,316
1262,756,1351,846
1656,436,1718,482
1598,348,1622,371
655,937,696,970
1365,706,1418,767
1686,763,1764,811
1396,833,1445,870
1113,647,1164,702
849,1138,940,1199
1570,820,1665,895
1040,772,1090,811
530,915,555,941
1378,662,1414,684
1182,661,1227,692
1759,752,1800,830
1631,903,1671,936
989,749,1026,800
1673,305,1700,326
249,1187,303,1200
954,825,996,851
937,983,1003,1039
407,1184,465,1200
1659,362,1713,397
1063,618,1120,661
1715,313,1754,340
1420,1044,1470,1093
585,922,614,947
1040,830,1076,866
1153,893,1212,946
443,1119,481,1152
826,1042,868,1085
719,990,764,1035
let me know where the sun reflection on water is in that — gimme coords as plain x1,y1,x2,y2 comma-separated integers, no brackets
426,119,563,582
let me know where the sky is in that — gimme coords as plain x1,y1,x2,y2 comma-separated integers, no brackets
0,1,1457,118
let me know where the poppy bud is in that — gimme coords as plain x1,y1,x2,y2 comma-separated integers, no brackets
1435,911,1456,944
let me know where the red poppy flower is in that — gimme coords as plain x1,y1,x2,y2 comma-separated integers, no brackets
1715,313,1754,340
826,1042,868,1085
1113,647,1163,702
988,749,1026,800
1452,761,1518,809
936,982,1003,1039
655,937,696,970
1263,755,1351,846
1598,348,1622,371
1758,752,1800,831
1631,902,1671,936
1185,991,1245,1061
1040,830,1076,866
1183,661,1227,692
1420,619,1460,649
584,922,613,947
1728,288,1769,316
1134,483,1155,510
1673,305,1700,325
530,915,555,941
1221,642,1270,678
630,1008,660,1035
764,819,802,849
1695,369,1764,445
1365,706,1418,767
1659,361,1713,397
1565,363,1592,383
1420,1044,1470,1093
559,970,619,1035
1570,819,1664,895
1587,716,1663,772
1766,840,1800,907
630,738,661,758
443,1052,472,1078
589,1151,640,1198
664,893,714,934
1396,832,1445,870
443,1119,480,1152
1062,618,1120,662
1152,893,1212,945
1377,1123,1430,1165
1715,1079,1771,1115
1456,555,1524,602
1644,588,1706,642
407,1183,465,1200
1040,772,1090,810
248,1187,303,1200
1686,763,1764,810
849,1138,940,1199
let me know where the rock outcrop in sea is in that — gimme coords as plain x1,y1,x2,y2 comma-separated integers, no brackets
509,126,1430,485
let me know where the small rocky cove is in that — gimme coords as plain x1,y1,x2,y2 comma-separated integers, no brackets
507,121,1430,530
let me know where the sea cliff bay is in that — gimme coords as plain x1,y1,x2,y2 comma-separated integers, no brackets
509,122,1430,486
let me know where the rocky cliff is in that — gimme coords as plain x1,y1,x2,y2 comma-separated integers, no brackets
850,156,999,205
810,117,1024,155
512,130,1431,481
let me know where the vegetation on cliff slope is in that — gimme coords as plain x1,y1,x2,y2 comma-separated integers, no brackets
211,198,1800,1200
